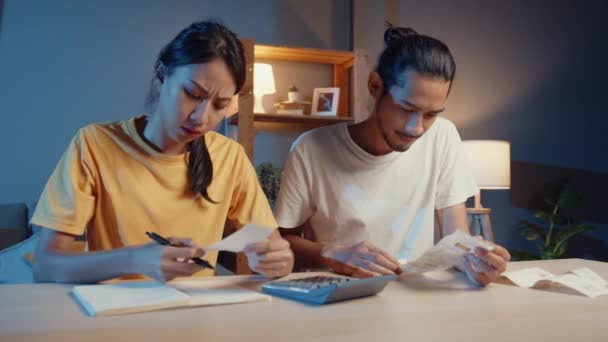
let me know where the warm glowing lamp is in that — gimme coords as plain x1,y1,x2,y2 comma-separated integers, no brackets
253,63,276,113
462,140,511,241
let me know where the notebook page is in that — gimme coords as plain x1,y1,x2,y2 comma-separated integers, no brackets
72,281,190,316
170,278,270,306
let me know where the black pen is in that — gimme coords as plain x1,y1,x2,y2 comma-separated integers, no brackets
145,231,214,270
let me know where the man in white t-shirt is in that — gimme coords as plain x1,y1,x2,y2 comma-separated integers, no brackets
275,26,510,285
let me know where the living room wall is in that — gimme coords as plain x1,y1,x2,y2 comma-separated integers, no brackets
0,0,351,203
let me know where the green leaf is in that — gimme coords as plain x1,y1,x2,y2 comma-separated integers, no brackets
533,211,554,222
255,161,282,207
540,250,554,259
538,244,555,259
518,221,545,240
521,227,540,240
533,211,570,225
554,225,595,246
553,242,567,258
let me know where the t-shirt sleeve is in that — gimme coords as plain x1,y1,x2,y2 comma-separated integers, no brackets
274,143,316,228
435,121,479,210
227,146,278,229
30,128,97,235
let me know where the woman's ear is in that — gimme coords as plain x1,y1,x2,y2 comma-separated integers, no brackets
155,63,166,83
368,72,384,99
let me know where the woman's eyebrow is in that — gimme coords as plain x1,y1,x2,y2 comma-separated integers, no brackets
190,80,232,102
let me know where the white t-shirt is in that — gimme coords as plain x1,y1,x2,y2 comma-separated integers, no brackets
274,117,478,260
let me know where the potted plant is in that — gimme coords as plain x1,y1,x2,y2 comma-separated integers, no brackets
513,179,596,260
287,85,300,102
255,162,281,208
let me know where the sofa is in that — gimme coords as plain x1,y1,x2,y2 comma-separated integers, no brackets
0,203,36,249
0,202,41,283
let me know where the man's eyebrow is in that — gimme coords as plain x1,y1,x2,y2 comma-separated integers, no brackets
190,80,232,102
400,100,421,111
428,108,445,115
400,100,445,114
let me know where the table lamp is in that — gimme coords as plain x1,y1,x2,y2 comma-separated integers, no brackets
253,63,276,113
462,140,511,241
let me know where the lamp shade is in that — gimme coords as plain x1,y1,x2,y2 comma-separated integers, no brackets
253,63,276,94
463,140,510,189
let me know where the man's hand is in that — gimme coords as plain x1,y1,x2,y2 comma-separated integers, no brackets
459,237,511,286
244,230,294,278
320,241,401,278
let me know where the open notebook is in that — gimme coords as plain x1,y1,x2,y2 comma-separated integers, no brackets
72,278,270,316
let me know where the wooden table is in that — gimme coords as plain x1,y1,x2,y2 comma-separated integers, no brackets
1,259,607,341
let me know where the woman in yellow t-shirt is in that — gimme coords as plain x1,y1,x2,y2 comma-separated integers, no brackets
31,20,294,283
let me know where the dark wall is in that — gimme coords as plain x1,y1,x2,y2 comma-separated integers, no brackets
401,0,608,259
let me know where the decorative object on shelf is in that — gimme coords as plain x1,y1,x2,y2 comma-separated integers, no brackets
273,97,311,115
255,162,281,208
512,179,596,260
462,140,511,242
311,87,340,116
231,40,357,275
253,63,276,113
287,85,300,102
274,101,304,115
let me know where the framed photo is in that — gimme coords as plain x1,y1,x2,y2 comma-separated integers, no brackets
311,87,340,116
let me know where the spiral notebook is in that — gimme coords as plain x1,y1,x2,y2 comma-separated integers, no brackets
72,278,270,316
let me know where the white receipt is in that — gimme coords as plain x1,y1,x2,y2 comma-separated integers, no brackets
204,223,274,252
500,267,556,288
569,267,608,286
400,230,494,274
502,267,608,298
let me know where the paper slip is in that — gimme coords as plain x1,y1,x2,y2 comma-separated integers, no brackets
204,223,273,252
400,230,494,274
502,267,608,298
501,267,555,288
570,267,608,286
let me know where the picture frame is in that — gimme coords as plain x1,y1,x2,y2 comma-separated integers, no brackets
311,87,340,116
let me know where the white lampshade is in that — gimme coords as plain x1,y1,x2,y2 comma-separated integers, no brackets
463,140,511,189
253,63,276,95
253,63,276,113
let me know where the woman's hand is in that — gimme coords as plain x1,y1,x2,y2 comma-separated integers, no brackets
244,230,294,278
132,237,206,281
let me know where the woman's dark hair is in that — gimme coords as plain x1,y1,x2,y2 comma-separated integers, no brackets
377,23,455,94
145,20,245,203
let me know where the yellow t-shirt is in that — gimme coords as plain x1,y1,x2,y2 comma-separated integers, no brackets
31,117,277,277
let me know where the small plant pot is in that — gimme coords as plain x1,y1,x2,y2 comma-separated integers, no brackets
287,91,300,102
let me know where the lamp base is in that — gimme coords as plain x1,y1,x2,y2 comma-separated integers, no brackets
466,207,494,242
254,94,265,113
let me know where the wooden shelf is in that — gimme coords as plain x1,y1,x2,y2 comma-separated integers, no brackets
229,113,353,126
254,44,354,65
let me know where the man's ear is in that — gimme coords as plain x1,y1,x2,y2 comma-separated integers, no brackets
368,71,384,99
